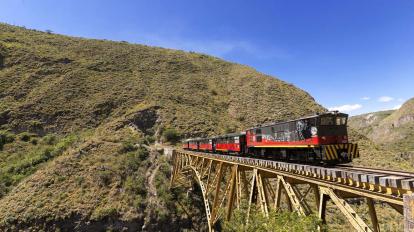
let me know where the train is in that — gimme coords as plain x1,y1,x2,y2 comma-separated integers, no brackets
182,111,359,164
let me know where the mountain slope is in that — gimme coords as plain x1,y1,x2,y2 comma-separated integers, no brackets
348,110,394,136
0,23,324,137
0,23,325,230
349,98,414,152
371,98,414,151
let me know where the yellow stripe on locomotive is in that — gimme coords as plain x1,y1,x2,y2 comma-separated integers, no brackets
323,143,359,161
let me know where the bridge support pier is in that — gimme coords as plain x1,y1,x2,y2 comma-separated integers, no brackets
404,194,414,232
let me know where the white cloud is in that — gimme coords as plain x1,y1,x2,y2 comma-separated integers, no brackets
393,104,402,110
397,98,404,102
378,96,394,102
328,104,362,112
361,96,370,100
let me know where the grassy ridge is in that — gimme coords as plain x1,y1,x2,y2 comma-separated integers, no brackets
0,23,324,137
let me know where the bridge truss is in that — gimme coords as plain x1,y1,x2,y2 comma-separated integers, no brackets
170,149,414,232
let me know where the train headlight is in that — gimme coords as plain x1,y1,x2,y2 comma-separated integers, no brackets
311,127,318,136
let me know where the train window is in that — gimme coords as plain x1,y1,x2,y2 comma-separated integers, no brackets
255,129,262,134
256,135,262,142
307,118,316,126
320,116,334,125
234,137,239,144
336,117,347,125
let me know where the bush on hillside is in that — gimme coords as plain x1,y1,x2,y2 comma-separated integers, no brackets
30,137,38,145
137,146,149,160
42,134,57,145
19,132,35,142
119,141,137,153
0,130,15,150
162,128,180,144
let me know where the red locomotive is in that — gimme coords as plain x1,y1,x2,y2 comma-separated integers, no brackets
182,111,359,164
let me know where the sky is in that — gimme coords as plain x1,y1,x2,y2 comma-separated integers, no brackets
1,0,413,115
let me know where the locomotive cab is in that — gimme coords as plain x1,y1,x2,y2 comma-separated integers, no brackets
313,112,358,163
315,112,348,144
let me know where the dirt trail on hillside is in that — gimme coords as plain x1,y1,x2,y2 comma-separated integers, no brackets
141,145,160,231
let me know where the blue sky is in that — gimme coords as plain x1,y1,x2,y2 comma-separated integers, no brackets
1,0,413,115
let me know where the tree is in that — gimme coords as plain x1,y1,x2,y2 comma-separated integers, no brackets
162,128,181,144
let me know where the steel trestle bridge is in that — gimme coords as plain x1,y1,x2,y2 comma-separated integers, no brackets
169,149,414,232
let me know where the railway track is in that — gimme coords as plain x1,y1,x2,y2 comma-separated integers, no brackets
337,164,414,178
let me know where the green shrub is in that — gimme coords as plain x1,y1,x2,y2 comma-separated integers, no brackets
19,132,34,142
97,170,112,186
162,128,180,144
144,135,155,144
29,120,42,129
119,141,136,153
30,137,38,145
42,134,57,145
137,147,149,161
0,130,15,149
123,175,147,196
133,194,145,209
92,206,118,220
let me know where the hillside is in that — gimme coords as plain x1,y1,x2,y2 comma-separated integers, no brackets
348,110,394,136
349,98,414,151
0,23,325,230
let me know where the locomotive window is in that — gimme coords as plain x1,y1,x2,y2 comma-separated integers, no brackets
255,129,262,134
320,116,334,125
308,118,316,126
256,135,262,142
336,117,347,125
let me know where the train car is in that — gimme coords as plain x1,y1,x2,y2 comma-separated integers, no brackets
245,111,359,164
214,133,246,154
198,138,214,152
184,138,198,150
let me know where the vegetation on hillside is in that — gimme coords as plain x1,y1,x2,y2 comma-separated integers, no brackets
223,204,322,232
349,98,414,170
0,23,324,138
349,98,414,152
0,23,325,230
0,131,81,197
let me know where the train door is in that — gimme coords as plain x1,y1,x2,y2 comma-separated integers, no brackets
239,135,246,154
